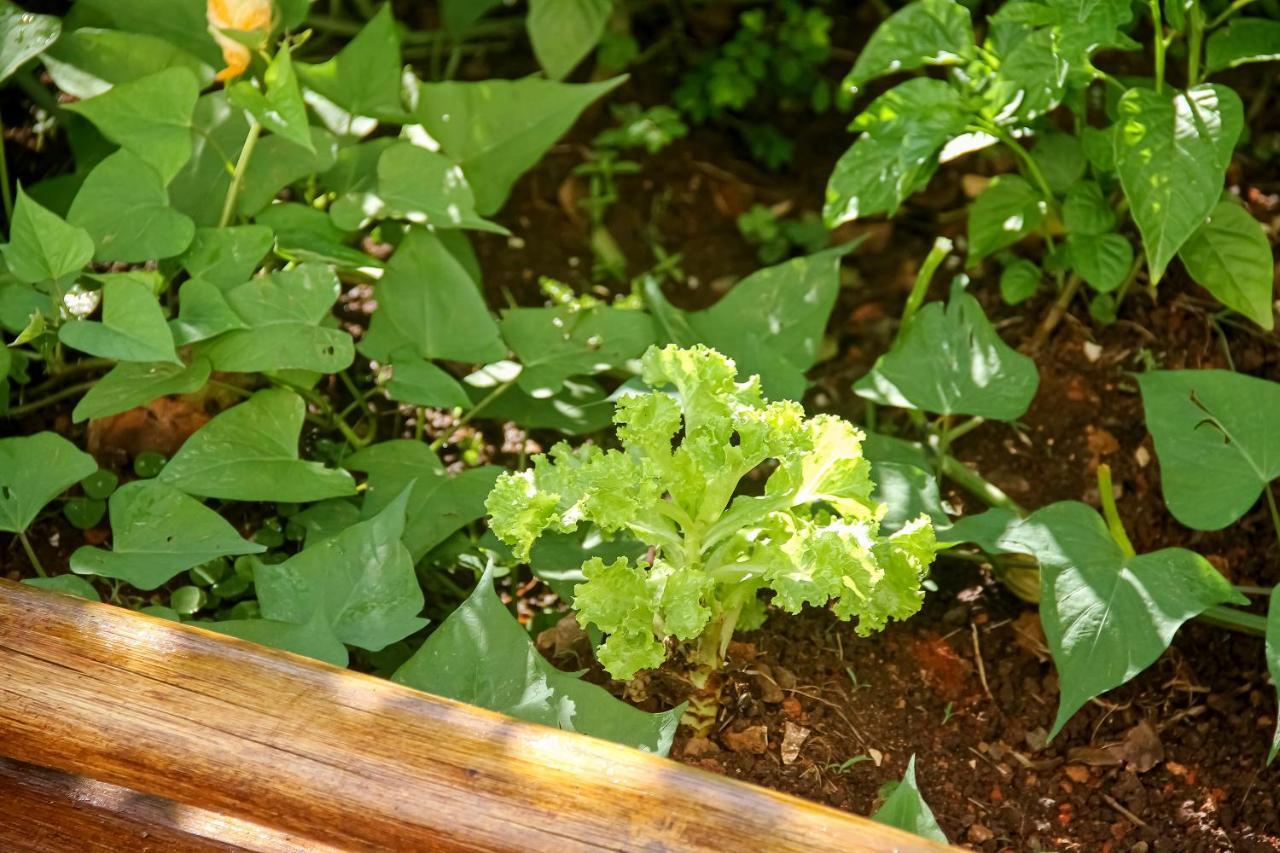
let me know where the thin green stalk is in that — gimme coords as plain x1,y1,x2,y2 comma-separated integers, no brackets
1199,605,1268,636
1187,0,1204,85
1097,464,1136,559
1208,0,1257,28
428,379,515,451
219,120,262,228
1265,484,1280,556
0,117,11,224
5,380,98,418
900,236,952,338
946,416,986,444
986,125,1055,201
18,531,45,577
1149,0,1166,92
938,453,1026,516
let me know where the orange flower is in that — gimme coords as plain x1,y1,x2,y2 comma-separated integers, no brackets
207,0,274,81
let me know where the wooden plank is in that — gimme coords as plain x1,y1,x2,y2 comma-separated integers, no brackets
0,757,328,852
0,579,950,851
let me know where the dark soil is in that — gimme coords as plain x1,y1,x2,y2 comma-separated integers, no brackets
4,10,1279,851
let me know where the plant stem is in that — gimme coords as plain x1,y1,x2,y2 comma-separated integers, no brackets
1187,0,1204,85
0,117,11,225
5,380,98,418
899,236,952,339
428,379,515,451
18,531,45,577
938,453,1027,516
1097,464,1136,559
1199,605,1267,636
219,120,262,228
1265,484,1280,556
1208,0,1257,29
988,125,1056,201
946,416,986,443
1027,273,1082,352
1149,0,1166,92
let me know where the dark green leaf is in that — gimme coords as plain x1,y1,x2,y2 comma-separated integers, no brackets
471,376,614,434
70,481,265,590
256,486,427,651
416,76,626,215
527,0,613,81
872,756,948,842
23,574,99,601
360,228,505,364
1206,18,1280,73
72,359,211,423
967,175,1046,263
1062,181,1115,236
181,226,274,291
825,79,969,226
502,305,653,396
0,0,60,84
228,48,313,151
385,358,471,410
999,258,1040,305
295,3,403,119
169,92,249,226
170,279,249,345
1138,370,1280,530
393,568,683,754
208,609,349,668
1007,501,1244,737
67,150,196,262
1067,232,1133,293
58,277,179,364
1033,132,1085,194
0,432,97,533
647,247,847,401
1178,200,1274,330
158,389,357,502
43,27,213,99
1115,84,1243,280
984,28,1068,124
235,129,338,218
66,0,221,65
1,186,95,284
845,0,972,91
64,67,200,183
855,281,1039,419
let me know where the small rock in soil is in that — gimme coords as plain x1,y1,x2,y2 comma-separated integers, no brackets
781,696,804,721
967,824,994,844
751,664,785,704
1116,720,1164,773
780,722,809,766
681,737,720,759
722,725,769,755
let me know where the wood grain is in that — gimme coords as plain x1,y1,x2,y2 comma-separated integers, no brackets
0,757,325,852
0,579,952,851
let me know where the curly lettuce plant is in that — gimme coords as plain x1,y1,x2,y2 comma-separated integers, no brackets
486,344,938,722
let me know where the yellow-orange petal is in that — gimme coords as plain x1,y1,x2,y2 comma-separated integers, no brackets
212,30,252,81
208,0,273,32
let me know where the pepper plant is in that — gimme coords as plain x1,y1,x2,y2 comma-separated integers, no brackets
825,0,1279,330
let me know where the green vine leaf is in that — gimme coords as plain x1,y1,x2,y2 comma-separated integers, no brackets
0,432,97,534
69,481,265,590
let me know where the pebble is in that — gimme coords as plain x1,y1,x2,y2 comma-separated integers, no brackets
721,725,769,755
967,824,995,843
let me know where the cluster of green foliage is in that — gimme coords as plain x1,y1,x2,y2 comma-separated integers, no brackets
821,0,1280,766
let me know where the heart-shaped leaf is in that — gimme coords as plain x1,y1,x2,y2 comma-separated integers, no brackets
170,279,250,345
855,280,1039,420
1,186,95,285
1138,370,1280,530
968,175,1046,264
393,567,683,754
0,432,97,533
345,440,503,561
208,609,349,668
647,247,848,401
360,228,505,364
1115,84,1243,281
255,486,427,652
1007,501,1245,737
72,358,211,423
180,225,274,291
67,149,196,262
1206,18,1280,73
416,76,625,215
527,0,612,80
845,0,973,91
64,67,200,183
228,48,313,151
385,358,471,410
502,305,654,396
295,3,403,119
43,27,212,99
70,481,265,590
159,389,357,502
1178,200,1275,330
59,277,180,364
